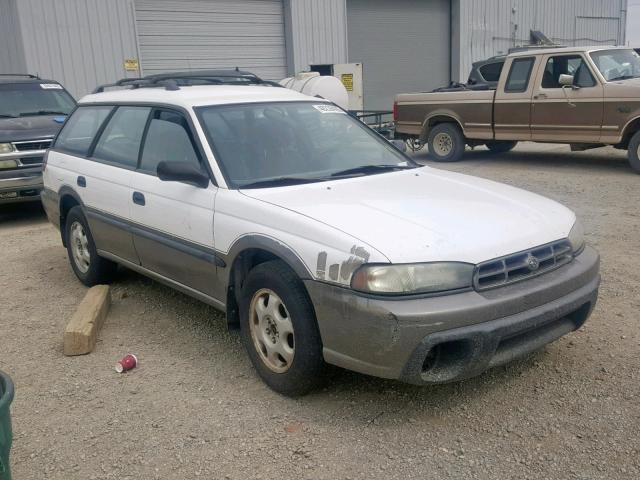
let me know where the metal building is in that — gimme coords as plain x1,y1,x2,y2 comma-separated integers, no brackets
0,0,628,109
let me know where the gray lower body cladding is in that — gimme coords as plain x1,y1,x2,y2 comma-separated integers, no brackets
305,247,600,384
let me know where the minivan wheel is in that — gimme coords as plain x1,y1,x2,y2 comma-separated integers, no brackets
427,123,465,162
627,130,640,173
65,206,117,286
239,260,325,396
485,140,517,153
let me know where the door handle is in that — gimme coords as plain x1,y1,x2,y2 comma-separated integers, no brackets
77,176,86,188
533,93,548,100
132,191,145,206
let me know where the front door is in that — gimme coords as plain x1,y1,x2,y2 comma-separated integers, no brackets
530,54,604,142
129,108,218,298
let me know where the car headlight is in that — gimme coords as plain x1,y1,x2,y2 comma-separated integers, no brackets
0,143,15,154
568,220,585,255
351,262,474,295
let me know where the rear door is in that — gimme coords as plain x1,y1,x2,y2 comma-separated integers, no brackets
129,107,218,298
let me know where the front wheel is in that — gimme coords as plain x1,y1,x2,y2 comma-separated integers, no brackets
485,140,518,153
239,260,326,396
627,131,640,174
427,123,465,162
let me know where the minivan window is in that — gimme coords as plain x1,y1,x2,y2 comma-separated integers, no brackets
93,106,151,168
54,106,112,156
139,110,200,174
505,57,535,93
0,82,75,118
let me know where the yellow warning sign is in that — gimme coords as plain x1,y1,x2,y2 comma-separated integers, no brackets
124,59,139,72
341,73,354,91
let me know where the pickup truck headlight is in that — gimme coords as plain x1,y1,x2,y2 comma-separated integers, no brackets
0,143,15,154
351,262,474,295
568,220,585,255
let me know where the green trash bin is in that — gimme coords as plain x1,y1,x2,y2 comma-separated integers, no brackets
0,371,14,480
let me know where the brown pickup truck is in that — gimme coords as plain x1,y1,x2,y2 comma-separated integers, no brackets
394,46,640,173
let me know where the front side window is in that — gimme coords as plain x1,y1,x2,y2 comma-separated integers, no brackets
505,57,535,93
54,106,112,156
139,109,201,174
0,82,75,119
542,55,596,88
197,102,412,188
93,106,151,167
589,49,640,81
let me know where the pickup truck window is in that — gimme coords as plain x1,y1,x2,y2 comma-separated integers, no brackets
505,57,535,93
542,55,596,88
479,62,503,83
590,49,640,82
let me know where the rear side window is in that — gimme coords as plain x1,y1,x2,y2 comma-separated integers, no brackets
505,57,535,93
92,106,151,168
139,109,200,174
479,62,504,82
54,106,112,156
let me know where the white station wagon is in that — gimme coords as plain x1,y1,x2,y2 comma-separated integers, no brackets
42,75,600,395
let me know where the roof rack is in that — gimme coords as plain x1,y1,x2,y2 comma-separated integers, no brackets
0,73,40,79
92,69,282,94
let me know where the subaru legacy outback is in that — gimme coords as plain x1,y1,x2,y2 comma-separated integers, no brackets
42,79,600,395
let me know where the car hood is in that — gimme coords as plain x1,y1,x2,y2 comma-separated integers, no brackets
0,115,65,143
241,167,576,264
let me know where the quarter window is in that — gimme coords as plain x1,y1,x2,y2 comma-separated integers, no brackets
139,110,201,174
92,106,151,168
505,57,535,93
54,106,112,156
542,55,596,89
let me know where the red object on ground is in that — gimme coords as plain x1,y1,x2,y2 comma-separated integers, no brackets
115,354,138,373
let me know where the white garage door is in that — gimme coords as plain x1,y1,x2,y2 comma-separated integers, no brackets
135,0,287,80
347,0,450,111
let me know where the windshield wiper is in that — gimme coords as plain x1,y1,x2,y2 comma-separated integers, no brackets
608,75,638,81
19,110,68,117
239,176,326,189
0,114,18,118
329,164,416,178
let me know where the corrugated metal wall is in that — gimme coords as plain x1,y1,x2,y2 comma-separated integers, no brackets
14,0,140,98
0,0,27,74
454,0,628,81
284,0,348,74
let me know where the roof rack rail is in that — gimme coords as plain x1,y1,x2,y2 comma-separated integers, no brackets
91,69,282,94
0,73,40,79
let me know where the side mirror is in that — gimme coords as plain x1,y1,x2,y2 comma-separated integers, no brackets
157,161,210,188
559,74,575,87
389,139,408,152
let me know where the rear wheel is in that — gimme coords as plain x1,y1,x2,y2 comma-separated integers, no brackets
427,123,465,162
485,140,517,153
239,260,326,396
627,131,640,174
65,206,117,286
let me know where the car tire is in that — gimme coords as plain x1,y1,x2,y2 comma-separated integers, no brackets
627,131,640,174
485,140,518,153
239,260,326,396
65,206,117,286
427,123,465,162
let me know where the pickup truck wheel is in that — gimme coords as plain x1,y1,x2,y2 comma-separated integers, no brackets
239,260,326,396
65,206,117,286
485,140,517,153
427,123,465,162
627,131,640,173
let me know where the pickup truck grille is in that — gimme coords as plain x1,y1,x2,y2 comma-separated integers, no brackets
12,139,53,151
474,239,573,291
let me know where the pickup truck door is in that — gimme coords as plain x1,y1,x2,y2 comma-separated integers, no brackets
493,56,539,141
530,53,604,142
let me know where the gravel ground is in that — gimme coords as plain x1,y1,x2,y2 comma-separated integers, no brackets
0,142,638,479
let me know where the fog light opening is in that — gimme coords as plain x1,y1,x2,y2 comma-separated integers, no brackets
422,345,441,373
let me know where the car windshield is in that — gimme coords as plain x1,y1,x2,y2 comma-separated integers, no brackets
0,82,75,118
589,49,640,81
197,102,414,188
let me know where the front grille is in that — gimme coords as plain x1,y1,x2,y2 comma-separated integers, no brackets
12,139,53,151
19,157,44,166
474,239,573,291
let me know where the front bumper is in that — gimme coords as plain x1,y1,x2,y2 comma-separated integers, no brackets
0,167,43,204
304,246,600,384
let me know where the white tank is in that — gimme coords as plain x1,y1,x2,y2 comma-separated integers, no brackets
279,72,350,110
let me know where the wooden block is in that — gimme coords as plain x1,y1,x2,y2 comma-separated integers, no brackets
64,285,111,356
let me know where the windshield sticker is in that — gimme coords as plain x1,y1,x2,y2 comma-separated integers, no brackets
40,83,63,90
313,104,345,114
